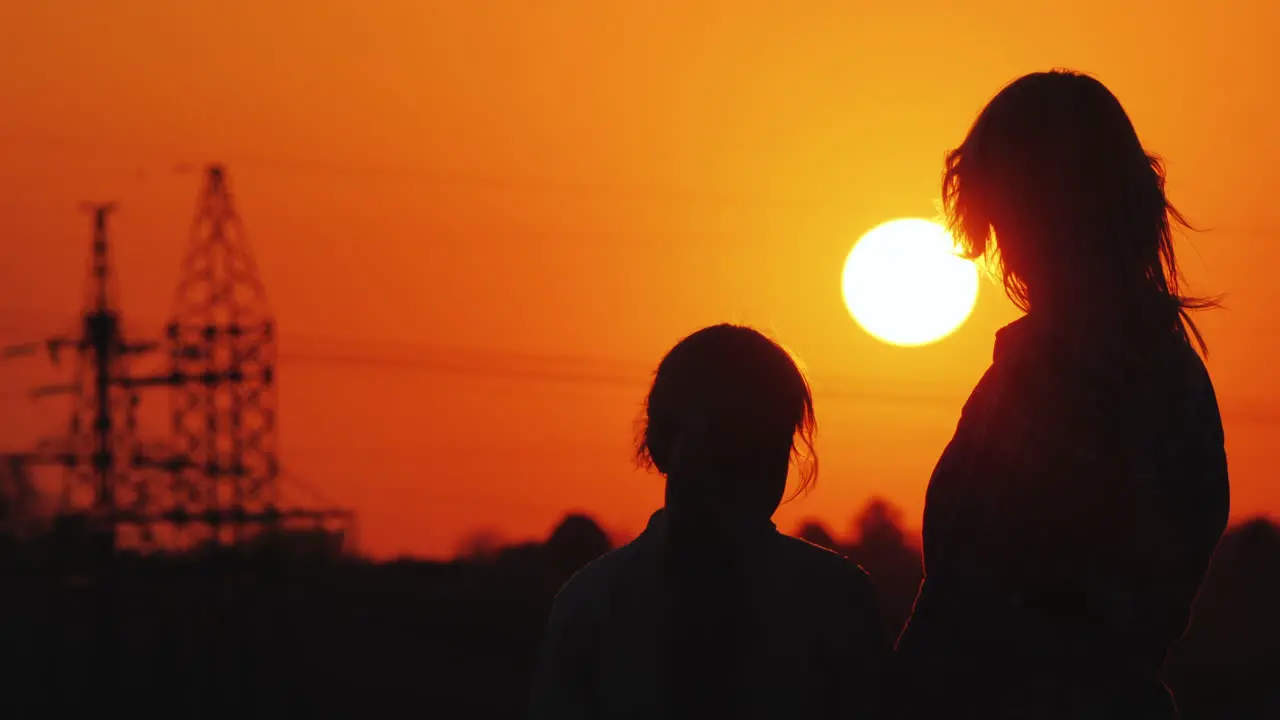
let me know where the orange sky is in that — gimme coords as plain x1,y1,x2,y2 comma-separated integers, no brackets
2,2,1278,558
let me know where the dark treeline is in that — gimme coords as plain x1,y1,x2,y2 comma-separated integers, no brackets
1,501,1277,718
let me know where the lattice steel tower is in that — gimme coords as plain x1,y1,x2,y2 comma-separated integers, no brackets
1,205,166,548
65,205,137,516
51,206,159,534
167,166,278,543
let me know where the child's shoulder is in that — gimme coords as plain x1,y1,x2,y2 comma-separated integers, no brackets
552,529,662,609
772,532,873,589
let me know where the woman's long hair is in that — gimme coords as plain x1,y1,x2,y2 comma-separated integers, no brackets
636,324,817,716
942,69,1218,353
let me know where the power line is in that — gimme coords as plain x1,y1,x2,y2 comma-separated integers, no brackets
9,302,1280,342
6,307,1280,423
14,133,1280,238
282,346,647,391
275,344,1280,424
280,345,970,409
0,131,851,212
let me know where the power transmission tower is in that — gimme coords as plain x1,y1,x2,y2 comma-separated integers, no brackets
167,165,349,545
58,205,153,527
2,204,173,551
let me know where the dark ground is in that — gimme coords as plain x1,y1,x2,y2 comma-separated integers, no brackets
2,500,1277,719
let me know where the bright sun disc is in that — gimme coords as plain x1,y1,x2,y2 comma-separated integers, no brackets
841,218,979,347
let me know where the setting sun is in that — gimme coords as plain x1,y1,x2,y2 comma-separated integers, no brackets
841,218,979,347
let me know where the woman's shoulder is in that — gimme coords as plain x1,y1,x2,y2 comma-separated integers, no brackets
957,317,1057,426
958,315,1225,469
978,314,1204,407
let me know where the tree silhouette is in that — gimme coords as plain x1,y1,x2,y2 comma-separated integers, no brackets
852,497,908,554
457,528,506,562
1163,517,1280,719
544,513,612,582
844,497,922,637
795,519,841,551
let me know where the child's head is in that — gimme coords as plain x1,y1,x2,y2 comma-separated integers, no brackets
636,324,817,522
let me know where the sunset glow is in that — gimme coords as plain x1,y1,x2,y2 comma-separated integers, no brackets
0,3,1276,559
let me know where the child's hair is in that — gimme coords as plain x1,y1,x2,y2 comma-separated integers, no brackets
635,323,817,497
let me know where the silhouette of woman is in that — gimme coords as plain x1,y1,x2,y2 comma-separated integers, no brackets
528,324,890,719
893,70,1230,718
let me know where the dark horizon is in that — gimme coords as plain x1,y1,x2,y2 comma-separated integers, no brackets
3,497,1276,717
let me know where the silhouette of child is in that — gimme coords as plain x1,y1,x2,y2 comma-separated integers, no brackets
528,324,890,719
894,70,1230,719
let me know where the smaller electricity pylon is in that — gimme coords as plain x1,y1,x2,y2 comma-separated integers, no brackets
1,204,176,551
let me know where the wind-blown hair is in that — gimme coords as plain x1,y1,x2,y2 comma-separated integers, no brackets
635,323,817,500
942,69,1217,352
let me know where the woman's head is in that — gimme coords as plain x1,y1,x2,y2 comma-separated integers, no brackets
943,69,1214,349
636,324,817,522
